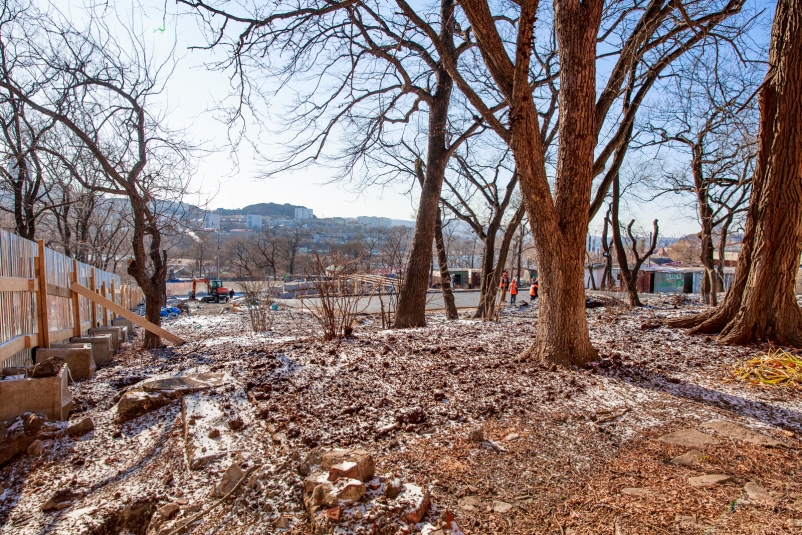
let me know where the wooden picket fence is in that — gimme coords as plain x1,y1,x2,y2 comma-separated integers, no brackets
0,229,143,368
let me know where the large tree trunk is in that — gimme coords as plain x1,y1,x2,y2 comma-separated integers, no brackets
393,0,455,328
128,197,168,349
670,0,802,346
434,204,459,320
512,0,602,366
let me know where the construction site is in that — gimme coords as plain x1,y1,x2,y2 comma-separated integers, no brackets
1,228,800,535
2,1,802,534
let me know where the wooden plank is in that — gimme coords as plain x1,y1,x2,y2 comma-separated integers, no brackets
71,259,82,337
90,268,97,327
50,327,74,343
80,320,92,330
46,283,72,299
36,240,50,348
71,283,185,345
0,334,35,365
100,282,107,326
0,277,36,293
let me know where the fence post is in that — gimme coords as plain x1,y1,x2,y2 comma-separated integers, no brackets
71,259,81,337
101,282,108,326
35,239,50,348
90,268,97,327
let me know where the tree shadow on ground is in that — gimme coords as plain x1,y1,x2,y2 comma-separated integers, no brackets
599,364,802,433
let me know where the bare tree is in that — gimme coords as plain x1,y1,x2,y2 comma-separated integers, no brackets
643,55,758,305
442,150,524,319
670,0,802,346
0,5,195,347
611,173,659,306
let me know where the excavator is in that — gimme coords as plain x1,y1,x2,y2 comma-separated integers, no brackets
189,278,230,303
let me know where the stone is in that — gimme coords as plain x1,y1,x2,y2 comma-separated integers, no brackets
675,515,707,530
332,478,365,505
398,484,430,524
312,482,336,507
352,509,363,520
227,416,244,431
458,496,482,512
621,488,652,496
36,346,95,381
31,356,66,378
88,327,125,350
670,450,704,467
112,318,136,340
28,439,53,455
42,489,84,511
68,336,113,367
744,482,772,501
273,516,290,528
324,506,341,521
141,376,218,398
158,503,180,519
687,474,732,487
658,428,720,448
24,412,45,435
176,498,189,505
468,427,484,442
116,391,169,422
0,414,39,467
304,471,329,493
328,461,360,482
67,417,94,436
208,428,220,439
385,477,403,499
492,500,513,513
701,420,784,447
214,463,245,497
503,433,519,441
319,449,374,482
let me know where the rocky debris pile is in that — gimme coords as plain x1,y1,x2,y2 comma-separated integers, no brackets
300,448,462,534
0,412,93,468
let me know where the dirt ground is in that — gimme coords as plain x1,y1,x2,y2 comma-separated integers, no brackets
0,296,800,534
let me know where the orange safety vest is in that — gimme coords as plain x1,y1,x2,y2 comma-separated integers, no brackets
530,284,536,296
510,281,517,295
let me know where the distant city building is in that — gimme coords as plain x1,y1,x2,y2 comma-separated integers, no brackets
204,213,221,230
294,207,314,220
357,216,392,228
246,214,263,231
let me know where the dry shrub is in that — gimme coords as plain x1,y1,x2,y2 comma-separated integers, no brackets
240,280,274,332
300,253,372,340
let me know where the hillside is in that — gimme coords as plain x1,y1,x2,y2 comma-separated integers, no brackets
214,202,312,218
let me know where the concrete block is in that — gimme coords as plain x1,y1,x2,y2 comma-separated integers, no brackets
0,364,72,421
88,327,125,351
112,318,135,340
35,346,95,381
68,335,113,367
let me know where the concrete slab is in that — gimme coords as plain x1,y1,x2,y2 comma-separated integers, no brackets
111,318,135,340
88,327,125,351
35,346,96,381
0,364,72,421
68,336,113,367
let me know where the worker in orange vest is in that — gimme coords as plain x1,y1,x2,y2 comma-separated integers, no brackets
499,271,509,304
530,279,539,302
509,278,518,304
